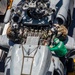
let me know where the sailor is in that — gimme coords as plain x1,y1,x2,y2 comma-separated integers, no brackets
48,38,67,57
48,23,75,58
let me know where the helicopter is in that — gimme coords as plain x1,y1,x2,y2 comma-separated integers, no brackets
0,0,75,75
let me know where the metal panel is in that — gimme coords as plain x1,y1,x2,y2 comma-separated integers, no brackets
0,0,7,15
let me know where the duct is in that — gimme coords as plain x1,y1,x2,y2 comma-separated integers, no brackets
56,0,70,24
